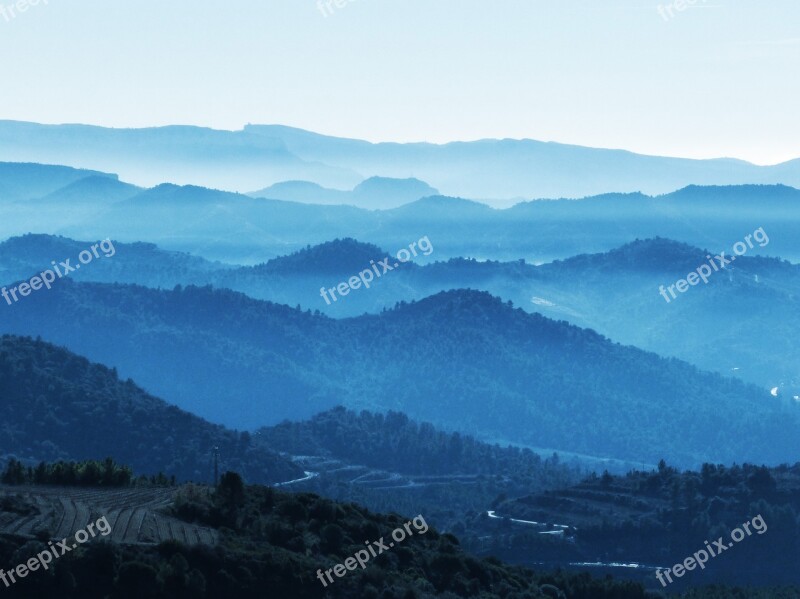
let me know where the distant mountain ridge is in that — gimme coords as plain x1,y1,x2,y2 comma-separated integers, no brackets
35,175,141,204
250,176,439,209
4,158,798,263
0,233,226,289
0,120,360,191
0,162,118,202
244,238,403,276
2,121,800,199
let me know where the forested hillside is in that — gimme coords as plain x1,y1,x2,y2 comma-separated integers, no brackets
3,472,798,598
0,335,301,484
1,282,796,467
256,407,581,532
474,463,800,589
259,407,572,478
5,233,798,396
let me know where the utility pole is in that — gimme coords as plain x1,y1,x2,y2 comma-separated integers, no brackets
213,446,219,488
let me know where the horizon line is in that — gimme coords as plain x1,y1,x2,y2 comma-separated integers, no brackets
1,118,797,168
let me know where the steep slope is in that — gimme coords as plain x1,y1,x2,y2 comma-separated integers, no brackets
0,335,302,484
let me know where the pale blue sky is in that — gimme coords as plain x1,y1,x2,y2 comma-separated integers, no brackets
1,0,798,164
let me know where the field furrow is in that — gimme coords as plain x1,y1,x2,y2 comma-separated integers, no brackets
0,485,218,547
54,497,78,539
112,509,134,543
126,509,147,543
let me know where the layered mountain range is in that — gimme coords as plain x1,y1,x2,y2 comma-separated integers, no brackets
0,278,795,467
2,162,800,263
3,121,800,199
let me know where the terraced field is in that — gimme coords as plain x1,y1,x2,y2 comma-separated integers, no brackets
0,485,218,545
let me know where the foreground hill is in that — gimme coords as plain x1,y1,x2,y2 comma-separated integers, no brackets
1,282,798,467
7,475,790,598
254,409,800,591
480,463,800,589
0,483,219,546
0,335,302,484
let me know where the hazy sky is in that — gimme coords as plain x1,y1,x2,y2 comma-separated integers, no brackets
1,0,798,164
